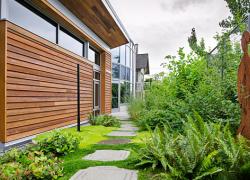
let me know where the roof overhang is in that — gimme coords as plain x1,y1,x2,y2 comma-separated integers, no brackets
59,0,129,48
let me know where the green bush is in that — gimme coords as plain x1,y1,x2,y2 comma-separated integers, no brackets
0,162,25,179
135,113,250,179
25,151,63,179
139,43,241,131
0,148,23,164
0,149,63,179
89,114,121,127
37,130,79,156
127,98,145,120
136,107,185,131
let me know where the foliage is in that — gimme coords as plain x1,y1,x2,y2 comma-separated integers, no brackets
89,114,121,127
132,33,241,131
136,109,183,131
220,0,250,32
0,148,63,179
37,130,79,156
127,98,145,120
35,126,115,149
135,113,250,179
0,162,25,180
25,151,63,179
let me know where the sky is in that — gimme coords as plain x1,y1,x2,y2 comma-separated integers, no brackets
109,0,231,75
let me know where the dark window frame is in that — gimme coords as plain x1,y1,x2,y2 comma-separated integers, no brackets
59,26,85,57
89,46,100,66
11,0,87,57
14,0,58,28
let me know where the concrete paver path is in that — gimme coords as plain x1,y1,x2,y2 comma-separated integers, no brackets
107,131,136,137
83,150,130,161
71,106,138,180
70,166,137,180
98,139,131,145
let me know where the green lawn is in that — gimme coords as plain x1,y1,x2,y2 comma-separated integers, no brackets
35,125,152,180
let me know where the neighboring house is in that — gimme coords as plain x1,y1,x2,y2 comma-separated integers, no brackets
0,0,130,150
135,52,150,99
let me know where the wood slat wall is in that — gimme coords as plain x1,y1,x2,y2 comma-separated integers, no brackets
101,52,112,114
5,21,94,142
0,21,7,142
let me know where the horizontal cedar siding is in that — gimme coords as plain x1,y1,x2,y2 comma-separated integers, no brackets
101,52,112,114
5,22,93,142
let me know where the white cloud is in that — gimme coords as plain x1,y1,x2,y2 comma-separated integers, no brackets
109,0,231,74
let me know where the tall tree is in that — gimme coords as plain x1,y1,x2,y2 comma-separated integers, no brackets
220,0,250,32
188,28,206,57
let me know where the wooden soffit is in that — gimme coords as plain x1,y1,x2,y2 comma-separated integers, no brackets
59,0,129,48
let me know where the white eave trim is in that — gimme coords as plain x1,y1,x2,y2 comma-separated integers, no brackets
102,0,132,44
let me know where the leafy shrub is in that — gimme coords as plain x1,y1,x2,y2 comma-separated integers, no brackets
0,162,25,179
0,149,63,179
89,114,121,127
135,113,250,179
0,148,23,164
128,98,145,120
140,44,241,131
37,130,79,156
137,108,184,131
25,151,63,179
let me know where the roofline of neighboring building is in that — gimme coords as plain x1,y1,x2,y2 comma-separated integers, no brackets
102,0,134,45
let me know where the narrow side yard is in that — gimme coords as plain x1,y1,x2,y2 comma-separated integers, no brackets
35,118,151,180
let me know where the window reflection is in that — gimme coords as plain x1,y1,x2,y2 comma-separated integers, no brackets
111,47,120,63
126,67,130,81
121,65,126,80
8,0,57,43
89,47,100,66
126,46,131,67
59,28,83,56
120,82,130,103
112,63,120,79
120,45,126,65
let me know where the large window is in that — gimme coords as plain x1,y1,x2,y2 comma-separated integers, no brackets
112,63,120,79
120,45,126,65
120,65,126,80
126,67,130,81
120,82,130,103
111,47,120,63
126,46,131,67
8,0,89,58
59,28,84,56
112,83,119,109
88,47,100,66
8,0,57,43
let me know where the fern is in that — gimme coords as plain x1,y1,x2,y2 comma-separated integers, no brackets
135,113,250,179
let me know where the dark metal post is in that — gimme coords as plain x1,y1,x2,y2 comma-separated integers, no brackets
77,64,80,132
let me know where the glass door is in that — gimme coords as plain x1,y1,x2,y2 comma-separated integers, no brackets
93,71,100,116
112,83,119,109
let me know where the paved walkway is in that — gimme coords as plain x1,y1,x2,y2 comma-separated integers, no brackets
71,106,138,180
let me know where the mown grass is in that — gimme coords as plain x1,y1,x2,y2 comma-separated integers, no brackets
35,124,153,180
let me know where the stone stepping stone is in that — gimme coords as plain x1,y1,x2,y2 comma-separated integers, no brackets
118,126,138,131
121,123,136,128
70,166,137,180
98,139,131,145
108,131,136,137
121,121,133,124
83,150,130,161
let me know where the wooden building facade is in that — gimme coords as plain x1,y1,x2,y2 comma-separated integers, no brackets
0,0,129,145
